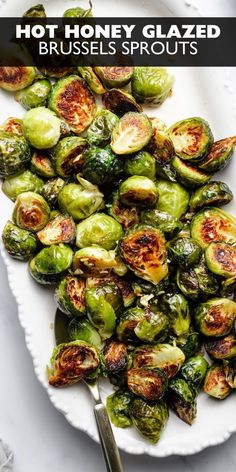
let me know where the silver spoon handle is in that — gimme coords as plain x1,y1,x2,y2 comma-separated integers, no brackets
94,403,123,472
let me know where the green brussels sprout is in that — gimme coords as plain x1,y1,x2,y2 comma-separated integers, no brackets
58,177,104,222
103,340,128,375
131,67,174,106
51,137,88,178
190,207,236,249
23,3,46,17
107,191,140,230
168,117,214,163
119,176,158,208
170,331,201,359
106,389,133,428
111,112,152,155
39,67,75,79
133,344,185,379
129,397,169,444
68,318,102,348
55,276,86,317
204,364,231,399
0,133,31,178
223,360,236,389
15,79,51,109
86,274,136,308
37,214,76,245
148,118,175,162
0,67,36,92
194,298,236,337
2,220,37,261
47,341,100,387
167,237,202,269
180,356,209,389
12,191,50,232
189,181,233,213
116,306,168,344
124,151,156,180
29,243,73,285
155,180,190,219
48,75,96,134
205,242,236,278
177,261,219,300
127,367,168,402
73,246,117,277
159,292,191,337
205,334,236,360
76,213,123,250
94,66,133,89
172,156,211,188
199,137,236,173
2,170,43,201
23,107,61,149
221,276,236,298
82,146,123,185
0,117,24,136
87,109,119,146
102,89,143,118
141,209,183,239
78,67,105,94
63,3,93,17
119,225,168,284
108,352,133,389
41,178,65,208
31,151,56,178
168,378,197,425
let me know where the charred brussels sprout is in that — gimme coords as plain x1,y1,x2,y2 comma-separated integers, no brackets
63,4,93,17
127,367,167,402
31,151,56,178
171,331,201,359
148,118,175,162
132,67,174,105
39,67,74,79
205,242,236,278
177,261,219,300
48,75,96,134
199,137,236,173
155,180,190,219
119,225,168,284
195,298,236,337
141,209,183,239
68,318,102,348
205,334,236,360
119,176,158,208
23,4,46,17
86,275,136,308
29,244,73,285
168,378,197,425
107,191,140,230
172,156,211,188
102,89,142,118
15,79,51,109
180,356,209,389
55,276,86,317
58,177,104,222
2,220,37,261
87,109,119,146
82,146,123,185
106,389,133,428
23,107,61,149
103,340,128,375
0,133,31,178
116,306,169,344
124,151,156,180
73,246,116,277
133,344,185,379
78,67,105,94
13,192,50,232
159,293,191,337
224,360,236,389
0,117,24,136
189,181,233,213
37,214,76,245
2,170,43,201
41,178,65,207
111,113,152,155
129,397,169,444
51,136,88,178
0,67,36,92
94,67,133,89
76,213,123,250
167,237,202,269
168,117,213,162
191,208,236,249
204,364,231,399
48,341,100,387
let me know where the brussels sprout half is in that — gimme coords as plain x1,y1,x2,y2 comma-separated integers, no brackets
205,334,236,360
23,3,46,17
78,67,105,94
205,242,236,278
2,170,43,201
73,246,116,277
167,237,202,269
15,79,51,109
102,89,143,118
0,67,36,92
106,389,133,428
63,4,93,17
68,318,102,348
119,225,168,284
86,274,136,308
111,113,152,155
55,275,86,317
155,180,190,219
48,75,96,134
0,117,24,136
172,156,211,188
159,292,191,337
2,220,37,261
204,364,231,399
189,181,233,212
23,107,61,149
103,340,127,375
124,151,156,180
177,261,219,301
132,67,174,106
171,331,201,359
37,213,76,246
119,176,158,208
199,137,236,173
31,151,56,179
94,67,133,89
51,136,88,178
224,360,236,389
13,191,50,232
29,244,73,285
148,118,175,163
180,356,209,389
0,133,31,178
82,146,124,185
127,367,168,402
87,109,119,146
168,117,214,162
107,191,140,230
195,298,236,337
76,213,123,250
39,67,75,79
191,207,236,249
141,209,183,239
168,378,197,425
133,344,185,379
41,178,66,208
129,397,169,444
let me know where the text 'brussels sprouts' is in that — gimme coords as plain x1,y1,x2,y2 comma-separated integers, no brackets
129,397,169,444
102,88,142,118
76,213,123,250
132,67,174,105
55,275,86,317
191,207,236,249
195,298,236,337
13,191,50,232
23,107,61,149
29,244,73,284
168,117,213,162
204,364,231,399
119,176,158,208
2,220,37,261
111,112,152,155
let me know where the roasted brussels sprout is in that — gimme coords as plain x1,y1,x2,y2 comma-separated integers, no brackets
87,109,119,146
0,133,31,178
204,364,231,399
111,113,152,155
58,177,104,222
103,340,128,375
95,67,133,89
73,246,116,277
23,107,61,149
129,397,169,444
48,75,96,134
159,293,191,337
191,207,236,249
0,67,36,92
39,67,74,79
106,389,133,428
155,180,190,219
132,67,174,105
168,117,214,162
195,298,236,337
221,276,236,298
2,170,43,201
167,237,202,269
127,367,168,402
29,243,73,285
23,3,46,17
168,378,197,425
133,344,185,379
124,151,156,180
48,341,100,387
15,79,51,109
51,136,88,178
199,137,236,173
107,191,140,230
180,356,209,389
171,331,201,359
141,209,183,239
41,177,65,208
55,275,86,317
76,213,123,250
189,181,233,213
12,191,50,232
2,220,37,261
86,274,136,308
68,318,102,348
205,334,236,360
78,67,105,94
148,118,175,162
205,242,236,278
177,261,219,300
172,156,211,188
82,146,123,185
0,117,24,136
116,306,169,344
119,225,168,284
102,89,142,118
223,360,236,389
37,213,76,245
31,151,56,178
63,4,93,17
119,176,158,208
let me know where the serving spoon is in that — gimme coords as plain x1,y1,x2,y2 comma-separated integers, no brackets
54,309,124,472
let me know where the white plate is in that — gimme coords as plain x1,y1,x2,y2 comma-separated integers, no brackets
1,0,236,458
